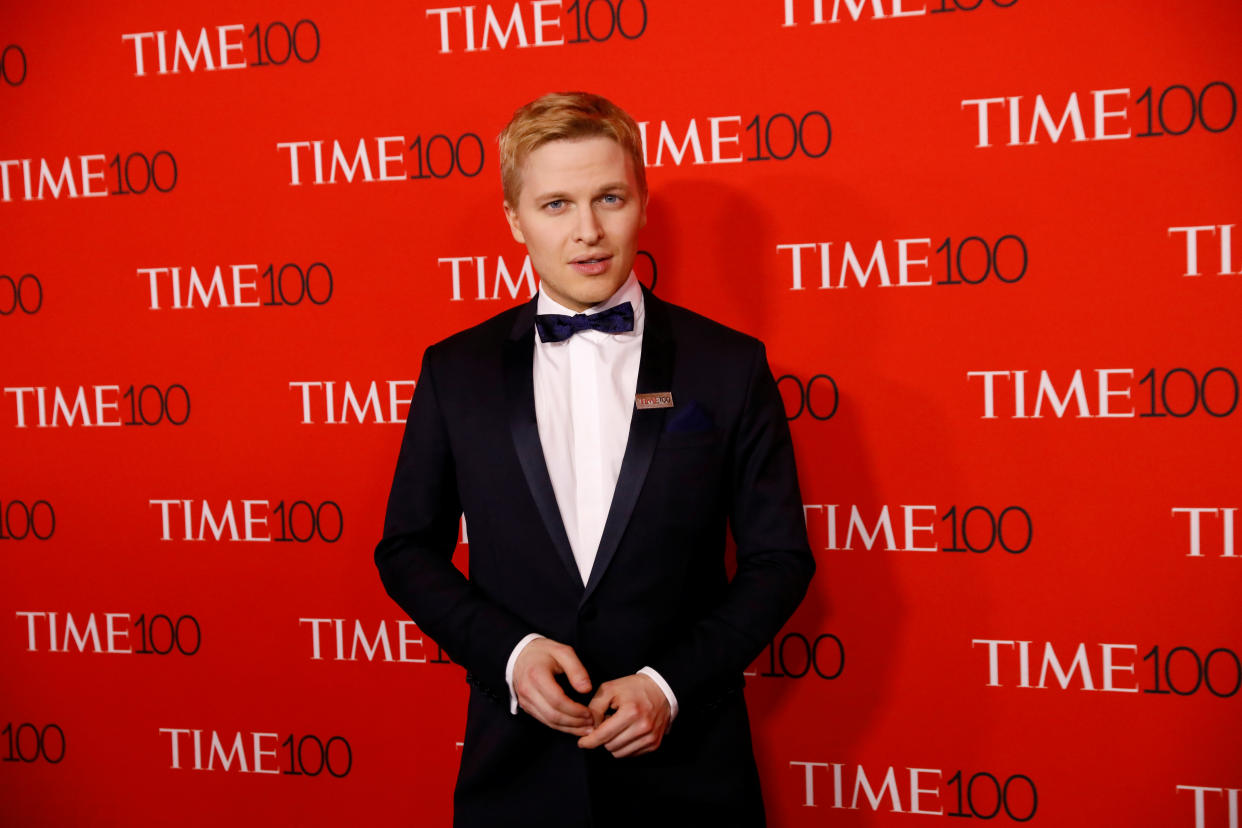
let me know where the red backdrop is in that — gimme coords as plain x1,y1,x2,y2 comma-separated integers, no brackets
3,1,1240,825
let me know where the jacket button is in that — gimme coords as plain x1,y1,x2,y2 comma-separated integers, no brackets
580,603,598,621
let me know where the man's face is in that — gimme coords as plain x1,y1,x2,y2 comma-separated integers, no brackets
504,136,647,312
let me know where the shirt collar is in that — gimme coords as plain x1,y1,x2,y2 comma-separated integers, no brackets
536,272,645,336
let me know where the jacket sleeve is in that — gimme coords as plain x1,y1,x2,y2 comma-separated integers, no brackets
374,345,531,699
647,341,816,708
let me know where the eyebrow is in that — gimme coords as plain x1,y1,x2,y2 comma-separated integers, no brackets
593,181,631,194
532,182,632,202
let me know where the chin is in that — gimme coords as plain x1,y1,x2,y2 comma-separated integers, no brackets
589,286,624,305
562,280,617,305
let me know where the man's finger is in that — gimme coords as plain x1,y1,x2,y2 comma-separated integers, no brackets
535,706,594,735
610,735,659,759
604,721,659,758
524,670,593,730
578,706,631,749
529,692,591,727
587,685,615,726
531,671,593,720
519,690,594,735
551,646,593,694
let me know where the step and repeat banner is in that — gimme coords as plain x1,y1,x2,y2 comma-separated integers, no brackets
3,1,1239,825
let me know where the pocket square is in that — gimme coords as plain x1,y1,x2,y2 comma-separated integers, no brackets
664,400,715,433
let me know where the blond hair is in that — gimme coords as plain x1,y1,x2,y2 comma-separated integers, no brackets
498,91,646,205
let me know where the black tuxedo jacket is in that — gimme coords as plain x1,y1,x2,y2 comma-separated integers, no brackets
376,288,814,827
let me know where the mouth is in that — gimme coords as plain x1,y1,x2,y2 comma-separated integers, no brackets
570,254,612,275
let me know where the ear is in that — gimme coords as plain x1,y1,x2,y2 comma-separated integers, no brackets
639,191,648,229
503,201,526,244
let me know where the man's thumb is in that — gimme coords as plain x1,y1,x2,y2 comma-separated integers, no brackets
557,649,592,693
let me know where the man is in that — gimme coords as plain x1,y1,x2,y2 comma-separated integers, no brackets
376,92,814,827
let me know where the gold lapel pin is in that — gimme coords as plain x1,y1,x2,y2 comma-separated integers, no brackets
635,392,674,410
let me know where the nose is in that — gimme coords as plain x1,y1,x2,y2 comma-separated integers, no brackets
574,206,603,245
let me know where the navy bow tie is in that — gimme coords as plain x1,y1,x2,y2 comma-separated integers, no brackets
535,302,635,343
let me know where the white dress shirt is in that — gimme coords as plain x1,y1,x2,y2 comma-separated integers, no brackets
504,273,678,719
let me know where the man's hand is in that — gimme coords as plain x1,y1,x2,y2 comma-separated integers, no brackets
577,674,671,758
513,638,595,736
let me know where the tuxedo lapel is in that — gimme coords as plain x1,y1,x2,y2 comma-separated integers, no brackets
582,288,675,604
504,299,583,589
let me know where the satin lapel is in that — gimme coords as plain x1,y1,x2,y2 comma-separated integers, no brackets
504,300,583,589
582,288,675,604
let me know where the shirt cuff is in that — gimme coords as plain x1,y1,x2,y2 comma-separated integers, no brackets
505,633,545,715
638,666,679,722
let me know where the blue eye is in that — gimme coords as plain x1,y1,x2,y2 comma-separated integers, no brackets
601,194,621,204
544,199,565,210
